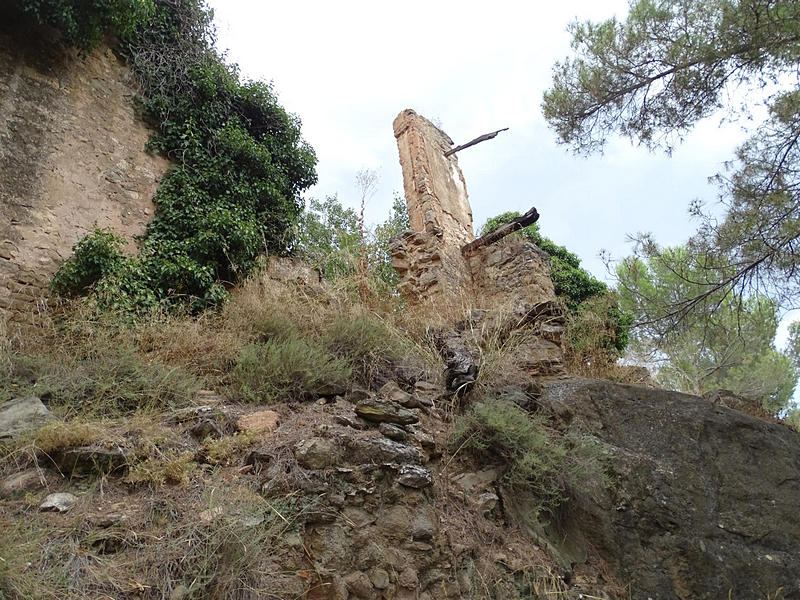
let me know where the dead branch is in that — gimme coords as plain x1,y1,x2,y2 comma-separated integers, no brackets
444,128,509,157
461,206,540,256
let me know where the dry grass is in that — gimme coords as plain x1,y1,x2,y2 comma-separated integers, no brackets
201,430,259,466
29,421,109,453
0,479,314,600
126,449,196,486
3,261,443,413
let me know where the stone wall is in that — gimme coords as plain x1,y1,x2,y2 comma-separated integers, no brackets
0,15,168,324
390,109,557,308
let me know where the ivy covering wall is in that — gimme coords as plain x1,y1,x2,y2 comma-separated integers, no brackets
13,0,317,312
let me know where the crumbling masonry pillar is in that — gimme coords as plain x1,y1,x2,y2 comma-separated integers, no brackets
389,110,475,301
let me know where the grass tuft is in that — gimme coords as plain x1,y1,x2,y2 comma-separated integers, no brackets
453,398,608,518
126,450,196,486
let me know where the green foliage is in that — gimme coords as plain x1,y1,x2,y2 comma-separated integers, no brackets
543,0,800,153
369,193,411,290
453,398,607,517
787,321,800,370
232,336,352,403
46,0,317,313
543,0,800,321
295,196,361,280
481,212,631,357
786,407,800,432
15,0,154,51
294,192,410,293
618,246,798,413
50,227,127,296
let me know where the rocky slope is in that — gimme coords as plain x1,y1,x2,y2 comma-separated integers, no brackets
3,366,800,599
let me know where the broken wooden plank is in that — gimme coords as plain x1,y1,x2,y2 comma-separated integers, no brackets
460,206,539,256
443,127,509,157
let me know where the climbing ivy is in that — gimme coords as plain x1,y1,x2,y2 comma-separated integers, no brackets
15,0,154,51
17,0,317,312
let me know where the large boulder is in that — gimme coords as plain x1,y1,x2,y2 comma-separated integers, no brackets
538,378,800,600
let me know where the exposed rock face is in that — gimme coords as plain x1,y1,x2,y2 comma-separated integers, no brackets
0,13,169,324
539,378,800,600
0,396,53,439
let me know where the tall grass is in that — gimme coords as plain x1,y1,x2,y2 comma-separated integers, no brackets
1,344,201,417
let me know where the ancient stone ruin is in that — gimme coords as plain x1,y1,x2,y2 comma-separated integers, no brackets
390,110,556,308
0,20,168,326
391,109,566,380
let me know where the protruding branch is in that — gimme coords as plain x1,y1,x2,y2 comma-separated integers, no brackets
461,206,539,256
444,127,509,157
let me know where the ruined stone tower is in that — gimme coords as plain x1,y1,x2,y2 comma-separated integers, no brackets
393,109,474,248
390,109,565,376
390,109,556,311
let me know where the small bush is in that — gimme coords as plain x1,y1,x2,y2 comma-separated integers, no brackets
202,431,259,466
453,399,607,517
323,315,400,386
141,489,316,599
51,227,128,297
127,450,196,486
30,421,107,453
564,293,634,376
231,335,352,403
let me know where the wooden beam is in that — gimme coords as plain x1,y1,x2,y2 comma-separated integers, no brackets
461,206,539,256
444,127,509,157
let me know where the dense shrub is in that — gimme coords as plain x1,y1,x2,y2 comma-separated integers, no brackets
294,196,361,280
50,227,127,296
453,398,607,517
232,337,352,404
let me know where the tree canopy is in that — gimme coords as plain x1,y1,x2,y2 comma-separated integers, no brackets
295,193,410,293
618,246,798,413
543,0,800,321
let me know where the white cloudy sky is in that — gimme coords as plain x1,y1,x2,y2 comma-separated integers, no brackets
207,1,762,292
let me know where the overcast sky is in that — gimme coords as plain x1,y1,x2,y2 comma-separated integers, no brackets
206,2,786,317
208,1,751,278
